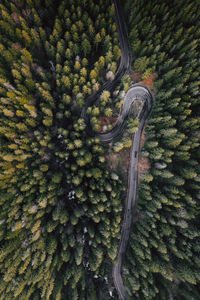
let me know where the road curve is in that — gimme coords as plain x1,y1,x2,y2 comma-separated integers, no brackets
107,84,153,300
81,1,153,299
97,84,153,300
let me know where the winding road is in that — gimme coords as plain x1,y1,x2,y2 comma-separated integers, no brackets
107,85,153,300
97,85,153,300
82,1,153,299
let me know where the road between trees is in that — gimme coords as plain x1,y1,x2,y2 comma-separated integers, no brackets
82,0,153,299
105,85,153,300
81,0,131,124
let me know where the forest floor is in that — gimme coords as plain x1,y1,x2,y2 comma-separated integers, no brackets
98,116,118,133
105,126,151,184
131,70,157,91
138,127,151,181
105,142,131,184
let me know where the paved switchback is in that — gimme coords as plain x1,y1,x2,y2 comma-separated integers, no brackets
87,84,153,300
81,0,153,299
104,85,153,300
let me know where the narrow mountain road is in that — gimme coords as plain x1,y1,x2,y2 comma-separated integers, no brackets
103,85,153,300
82,1,153,299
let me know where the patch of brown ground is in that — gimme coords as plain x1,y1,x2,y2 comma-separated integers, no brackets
130,70,142,82
105,150,119,172
105,141,131,185
98,116,118,133
11,12,20,24
117,146,131,182
11,43,22,51
139,73,157,91
140,126,146,149
138,156,151,175
104,129,151,186
130,70,157,93
138,127,151,181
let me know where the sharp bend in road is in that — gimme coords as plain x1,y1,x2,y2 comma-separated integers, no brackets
81,1,153,299
104,84,153,300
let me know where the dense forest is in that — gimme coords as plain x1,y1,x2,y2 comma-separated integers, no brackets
123,0,200,299
0,0,126,299
0,0,200,299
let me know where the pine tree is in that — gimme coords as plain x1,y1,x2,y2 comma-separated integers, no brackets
81,38,91,56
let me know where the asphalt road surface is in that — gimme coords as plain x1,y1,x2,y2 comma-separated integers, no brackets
108,84,153,300
82,0,153,299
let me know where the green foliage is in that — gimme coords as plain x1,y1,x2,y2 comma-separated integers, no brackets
124,0,200,298
0,0,123,299
133,56,150,73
